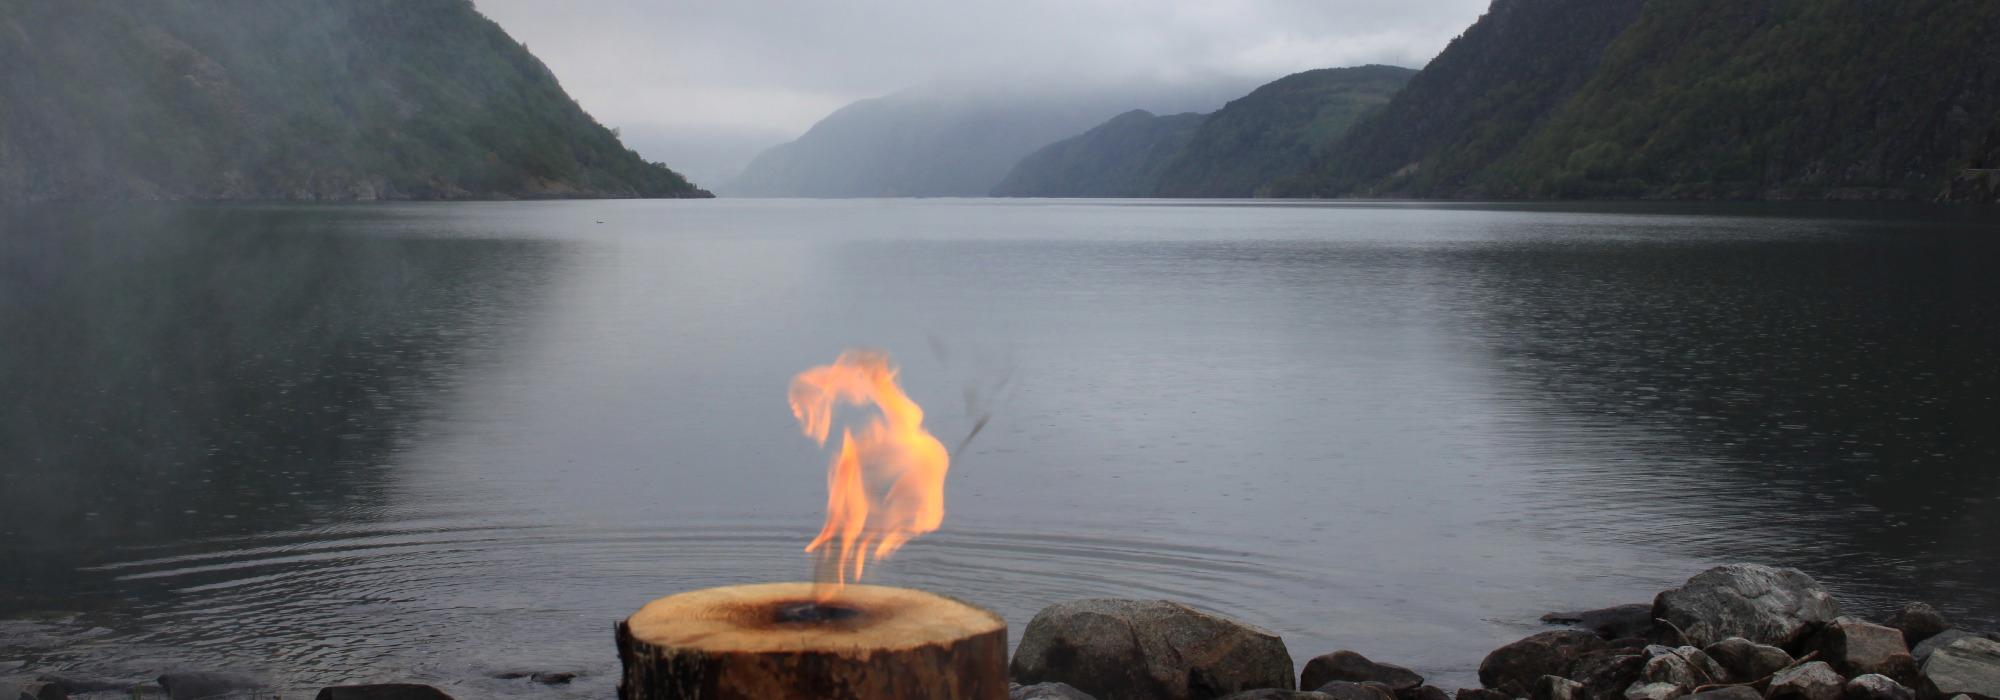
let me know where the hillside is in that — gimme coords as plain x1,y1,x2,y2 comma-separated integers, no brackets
727,79,1253,198
0,0,709,202
1153,65,1414,197
1279,0,2000,201
990,110,1205,197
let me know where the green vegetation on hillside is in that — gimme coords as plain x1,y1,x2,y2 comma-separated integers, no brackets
0,0,709,202
990,110,1206,197
1155,65,1413,197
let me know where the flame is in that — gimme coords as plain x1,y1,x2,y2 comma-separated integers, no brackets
789,350,949,599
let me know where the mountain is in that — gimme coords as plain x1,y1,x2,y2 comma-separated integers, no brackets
989,110,1205,197
0,0,709,202
1153,65,1415,197
1280,0,2000,201
726,79,1255,198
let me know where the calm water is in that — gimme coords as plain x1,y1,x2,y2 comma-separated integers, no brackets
2,199,1997,697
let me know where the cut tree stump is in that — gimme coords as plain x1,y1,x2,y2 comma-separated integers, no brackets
617,582,1008,700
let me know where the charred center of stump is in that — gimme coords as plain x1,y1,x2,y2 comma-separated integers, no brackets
773,601,862,625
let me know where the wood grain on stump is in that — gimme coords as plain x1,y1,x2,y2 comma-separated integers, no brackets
617,582,1008,700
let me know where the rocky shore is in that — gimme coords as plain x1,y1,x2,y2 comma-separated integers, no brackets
5,564,1995,700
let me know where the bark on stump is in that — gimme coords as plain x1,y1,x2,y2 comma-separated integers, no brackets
617,582,1008,700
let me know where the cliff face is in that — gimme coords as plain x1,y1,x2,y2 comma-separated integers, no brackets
0,0,710,202
991,110,1206,198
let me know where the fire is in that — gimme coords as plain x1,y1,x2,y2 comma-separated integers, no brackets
789,350,949,598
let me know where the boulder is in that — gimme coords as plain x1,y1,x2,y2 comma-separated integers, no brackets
1301,652,1423,694
1533,676,1585,700
314,685,455,700
1841,674,1912,700
1917,631,1979,664
157,672,264,700
1767,662,1845,700
1223,692,1335,700
30,676,129,695
1638,648,1724,692
0,680,66,700
1701,638,1794,683
1815,619,1915,680
1921,637,2000,700
1622,681,1683,700
1013,682,1099,700
1651,565,1839,650
1572,650,1648,700
1313,682,1396,700
1481,630,1610,695
1545,605,1659,641
1456,689,1510,700
1884,604,1949,648
1681,687,1760,700
1011,599,1295,700
1407,686,1452,700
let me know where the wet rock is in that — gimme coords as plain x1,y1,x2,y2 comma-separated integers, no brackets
1572,650,1648,700
1638,648,1725,692
1841,674,1912,700
1223,691,1335,700
0,680,67,700
1885,604,1949,648
1301,652,1423,694
1652,564,1840,650
1681,687,1760,700
1916,630,1978,664
1013,681,1099,700
528,672,573,685
1011,598,1295,700
1622,681,1683,700
1545,605,1659,641
1533,676,1585,700
314,684,456,700
157,672,263,700
1481,630,1610,695
1816,619,1916,680
1313,681,1396,700
1921,637,2000,700
1701,638,1793,683
1456,689,1511,700
1767,661,1844,700
1406,685,1452,700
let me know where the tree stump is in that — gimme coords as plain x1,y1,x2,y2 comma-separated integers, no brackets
617,582,1008,700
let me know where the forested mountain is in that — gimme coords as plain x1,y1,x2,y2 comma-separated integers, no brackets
0,0,709,202
726,79,1253,198
1279,0,2000,201
1153,65,1414,197
989,110,1205,197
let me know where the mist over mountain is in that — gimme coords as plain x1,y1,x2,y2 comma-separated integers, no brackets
989,110,1205,198
725,78,1259,197
0,0,709,202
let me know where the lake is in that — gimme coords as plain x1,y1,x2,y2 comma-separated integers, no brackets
2,199,1996,697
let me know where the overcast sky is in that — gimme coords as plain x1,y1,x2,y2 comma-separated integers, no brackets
473,0,1490,185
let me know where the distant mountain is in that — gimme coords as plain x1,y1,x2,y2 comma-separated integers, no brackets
990,110,1205,197
726,79,1255,198
1279,0,2000,201
1153,65,1414,197
0,0,709,202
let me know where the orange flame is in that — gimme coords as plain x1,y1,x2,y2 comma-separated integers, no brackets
789,350,949,599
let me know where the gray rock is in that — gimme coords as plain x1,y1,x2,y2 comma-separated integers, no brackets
1622,681,1683,700
1013,682,1099,700
1572,651,1648,700
157,672,263,700
314,685,455,700
1841,674,1912,700
1651,564,1840,650
1011,598,1295,700
31,675,131,694
1533,676,1585,700
1301,651,1424,693
1456,689,1511,700
1767,661,1844,700
1639,648,1725,691
1702,638,1794,683
1313,681,1396,700
527,671,572,685
1481,630,1610,695
1222,692,1335,700
1406,685,1453,700
1681,688,1760,700
1545,605,1659,641
1916,630,1978,664
1816,619,1915,680
1884,604,1949,648
1921,637,2000,700
0,680,67,700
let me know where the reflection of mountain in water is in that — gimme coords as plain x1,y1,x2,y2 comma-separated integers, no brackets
1436,213,2000,624
0,205,561,611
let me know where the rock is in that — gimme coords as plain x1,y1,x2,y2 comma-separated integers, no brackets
1651,564,1840,650
1406,685,1453,700
314,685,455,700
1457,689,1511,700
157,672,263,700
1572,650,1648,700
1481,630,1610,695
1013,682,1099,700
527,671,573,685
1885,604,1949,648
1639,648,1724,692
1816,619,1916,680
1841,674,1912,700
1701,638,1794,683
0,680,67,700
1222,692,1335,700
1545,605,1660,641
1921,637,2000,700
1681,687,1760,700
1534,676,1585,700
1011,598,1295,700
1622,681,1683,700
1767,661,1844,700
32,675,130,694
1917,631,1979,664
1313,681,1396,700
1301,651,1424,693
